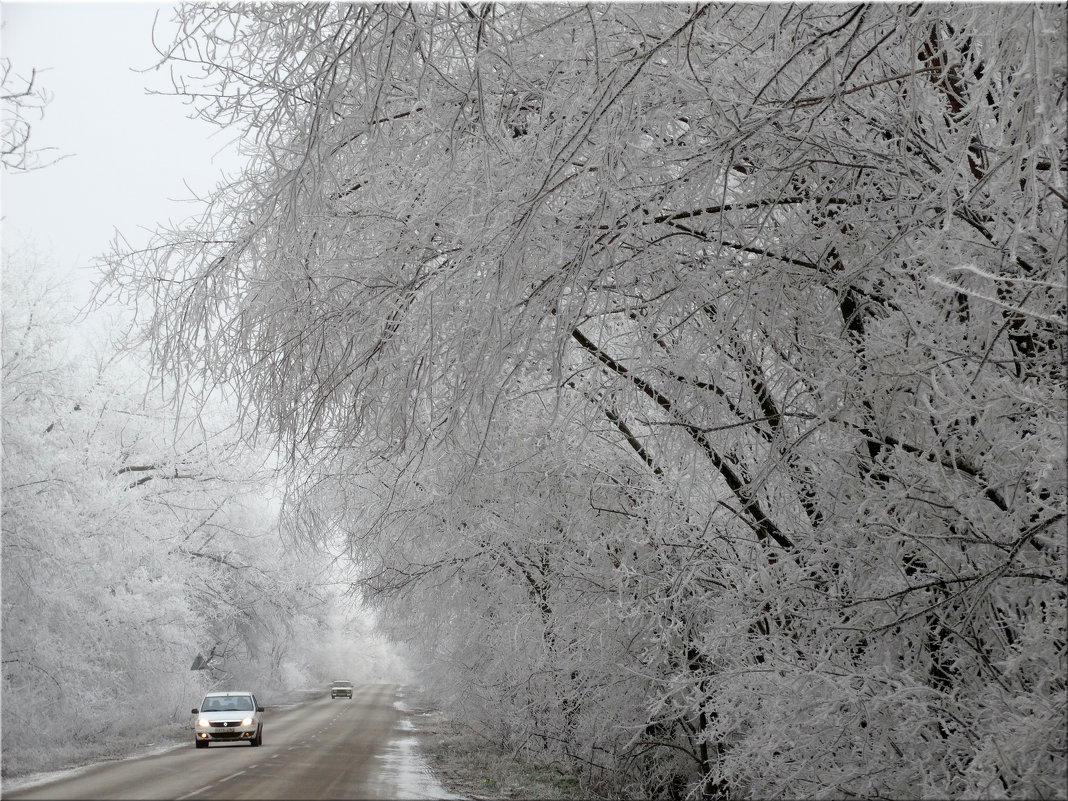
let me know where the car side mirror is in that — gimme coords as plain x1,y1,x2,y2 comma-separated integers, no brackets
257,706,264,712
191,708,199,714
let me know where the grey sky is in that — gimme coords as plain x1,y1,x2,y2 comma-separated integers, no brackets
1,2,242,305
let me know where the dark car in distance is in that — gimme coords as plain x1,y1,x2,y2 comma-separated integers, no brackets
330,680,353,699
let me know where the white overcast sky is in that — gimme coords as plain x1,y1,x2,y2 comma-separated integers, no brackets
1,2,243,304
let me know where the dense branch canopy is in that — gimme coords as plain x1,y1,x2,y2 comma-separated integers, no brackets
104,4,1066,798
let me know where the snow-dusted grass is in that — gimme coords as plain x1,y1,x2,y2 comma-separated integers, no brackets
0,721,188,791
398,690,587,801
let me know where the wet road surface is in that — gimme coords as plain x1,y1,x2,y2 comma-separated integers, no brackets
5,683,449,800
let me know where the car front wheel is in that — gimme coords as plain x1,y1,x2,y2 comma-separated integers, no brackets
250,728,262,747
195,739,208,749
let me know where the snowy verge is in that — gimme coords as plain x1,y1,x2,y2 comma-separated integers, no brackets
395,687,587,801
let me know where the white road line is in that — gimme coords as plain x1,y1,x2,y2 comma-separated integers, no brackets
176,784,214,800
176,767,247,800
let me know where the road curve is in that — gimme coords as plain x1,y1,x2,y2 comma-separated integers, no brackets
5,682,449,800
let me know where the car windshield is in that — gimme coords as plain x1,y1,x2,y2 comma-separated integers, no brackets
332,682,351,687
202,695,254,712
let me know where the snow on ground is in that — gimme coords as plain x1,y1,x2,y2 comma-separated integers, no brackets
378,731,466,800
384,697,465,799
396,689,588,801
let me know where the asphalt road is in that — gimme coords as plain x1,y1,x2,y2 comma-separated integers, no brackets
5,682,448,800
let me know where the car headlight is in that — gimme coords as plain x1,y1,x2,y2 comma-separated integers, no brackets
197,718,211,727
241,717,254,726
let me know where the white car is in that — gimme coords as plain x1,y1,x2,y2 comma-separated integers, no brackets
330,680,353,699
192,691,264,748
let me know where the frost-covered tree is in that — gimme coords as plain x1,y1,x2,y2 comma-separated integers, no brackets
105,4,1065,798
1,250,346,776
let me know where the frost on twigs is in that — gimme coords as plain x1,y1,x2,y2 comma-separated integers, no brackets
104,4,1066,798
1,58,61,171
